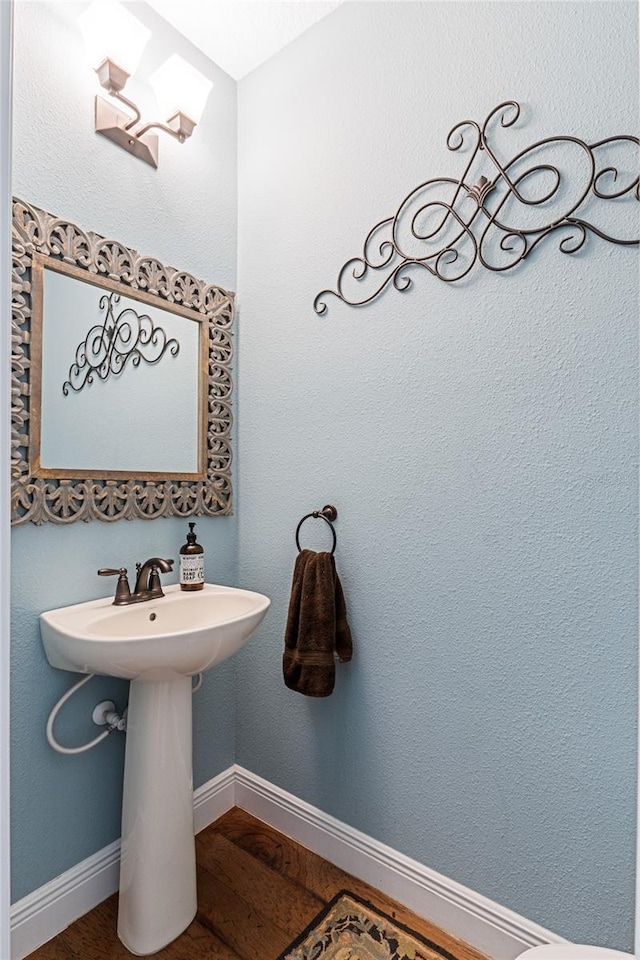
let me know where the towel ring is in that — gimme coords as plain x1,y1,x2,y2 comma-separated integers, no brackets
295,504,338,555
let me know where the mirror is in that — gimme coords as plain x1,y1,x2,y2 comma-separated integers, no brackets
11,198,234,524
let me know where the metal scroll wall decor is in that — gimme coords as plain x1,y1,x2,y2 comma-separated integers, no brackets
63,291,180,395
11,198,234,525
314,101,639,314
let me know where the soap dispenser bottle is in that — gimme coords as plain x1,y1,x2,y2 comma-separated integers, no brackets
180,522,204,591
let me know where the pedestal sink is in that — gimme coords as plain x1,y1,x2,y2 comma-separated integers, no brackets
40,583,270,956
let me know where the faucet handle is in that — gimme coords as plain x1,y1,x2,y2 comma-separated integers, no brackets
98,567,131,606
147,560,174,598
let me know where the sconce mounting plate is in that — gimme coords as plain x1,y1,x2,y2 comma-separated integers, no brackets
95,97,159,168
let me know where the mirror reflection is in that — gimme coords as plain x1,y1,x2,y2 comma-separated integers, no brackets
34,260,203,478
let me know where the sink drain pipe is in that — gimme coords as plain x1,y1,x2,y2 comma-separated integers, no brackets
46,672,204,755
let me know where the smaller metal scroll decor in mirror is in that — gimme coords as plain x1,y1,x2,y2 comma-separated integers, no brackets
11,199,234,525
314,101,639,314
61,290,180,396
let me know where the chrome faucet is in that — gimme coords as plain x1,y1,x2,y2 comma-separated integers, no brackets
98,557,174,606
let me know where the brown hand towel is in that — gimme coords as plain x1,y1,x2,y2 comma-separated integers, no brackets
283,549,353,697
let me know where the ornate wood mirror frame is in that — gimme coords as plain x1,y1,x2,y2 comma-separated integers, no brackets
11,198,234,525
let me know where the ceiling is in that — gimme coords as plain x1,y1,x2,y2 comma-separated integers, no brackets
146,1,344,80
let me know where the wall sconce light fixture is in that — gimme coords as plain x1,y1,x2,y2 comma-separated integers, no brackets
78,0,213,168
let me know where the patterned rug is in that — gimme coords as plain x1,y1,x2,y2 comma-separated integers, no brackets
278,890,461,960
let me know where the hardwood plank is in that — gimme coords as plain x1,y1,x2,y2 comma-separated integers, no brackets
196,863,293,960
196,831,324,938
210,808,489,960
21,936,76,960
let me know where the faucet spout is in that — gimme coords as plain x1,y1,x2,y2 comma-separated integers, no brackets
134,557,174,597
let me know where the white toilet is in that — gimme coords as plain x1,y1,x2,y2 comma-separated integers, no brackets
518,945,633,960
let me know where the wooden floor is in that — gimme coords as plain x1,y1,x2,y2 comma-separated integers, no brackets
27,808,489,960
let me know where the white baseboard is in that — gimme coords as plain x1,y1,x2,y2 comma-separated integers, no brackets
10,839,121,960
11,764,564,960
193,764,236,834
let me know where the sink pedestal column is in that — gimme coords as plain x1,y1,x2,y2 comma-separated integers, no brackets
117,677,196,956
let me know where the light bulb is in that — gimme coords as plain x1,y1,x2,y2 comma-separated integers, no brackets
150,55,213,125
78,0,151,76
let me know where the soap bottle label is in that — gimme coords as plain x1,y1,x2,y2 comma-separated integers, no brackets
180,554,204,585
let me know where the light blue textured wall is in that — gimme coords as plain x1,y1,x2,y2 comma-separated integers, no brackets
10,1,237,901
236,1,638,950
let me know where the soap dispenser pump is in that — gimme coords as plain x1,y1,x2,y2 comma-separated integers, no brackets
179,522,204,591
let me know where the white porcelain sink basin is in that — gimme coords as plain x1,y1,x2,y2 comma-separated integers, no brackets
41,583,270,682
40,581,270,956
